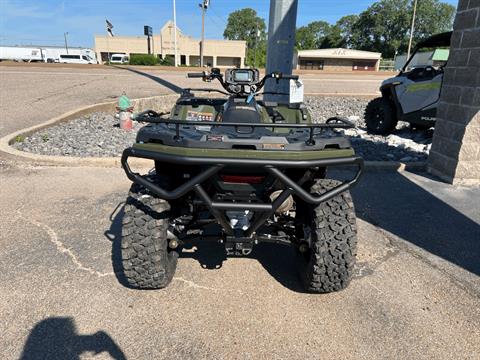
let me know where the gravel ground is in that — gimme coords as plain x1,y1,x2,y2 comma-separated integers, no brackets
12,96,432,161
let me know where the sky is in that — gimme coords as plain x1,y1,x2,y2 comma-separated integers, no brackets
0,0,459,48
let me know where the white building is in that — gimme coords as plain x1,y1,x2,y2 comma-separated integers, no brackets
294,48,382,71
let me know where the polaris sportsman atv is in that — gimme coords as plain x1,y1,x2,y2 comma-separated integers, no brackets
120,68,363,293
365,31,451,134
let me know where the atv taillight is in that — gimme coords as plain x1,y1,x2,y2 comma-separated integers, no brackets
220,175,265,184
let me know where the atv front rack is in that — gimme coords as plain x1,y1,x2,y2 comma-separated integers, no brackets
121,147,363,237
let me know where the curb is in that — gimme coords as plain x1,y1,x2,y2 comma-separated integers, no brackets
0,94,179,168
0,96,427,172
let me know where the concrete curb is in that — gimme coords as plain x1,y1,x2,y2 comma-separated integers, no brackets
0,96,427,172
0,94,179,168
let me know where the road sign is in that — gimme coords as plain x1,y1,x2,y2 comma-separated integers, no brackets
144,25,152,37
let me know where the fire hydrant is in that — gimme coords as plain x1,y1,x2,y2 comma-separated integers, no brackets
117,93,133,131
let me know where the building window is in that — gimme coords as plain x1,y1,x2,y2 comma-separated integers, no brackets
299,59,324,70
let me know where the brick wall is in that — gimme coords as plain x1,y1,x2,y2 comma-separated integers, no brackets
428,0,480,185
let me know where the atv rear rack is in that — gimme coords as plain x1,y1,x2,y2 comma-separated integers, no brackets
121,147,363,237
135,114,356,144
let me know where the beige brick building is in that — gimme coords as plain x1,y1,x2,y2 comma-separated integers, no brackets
294,48,382,71
94,21,246,67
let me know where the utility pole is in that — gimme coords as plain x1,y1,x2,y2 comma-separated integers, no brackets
199,0,209,67
254,25,259,68
407,0,418,60
64,32,69,54
173,0,178,67
265,0,298,103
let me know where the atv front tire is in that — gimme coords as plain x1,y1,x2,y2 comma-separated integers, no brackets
120,182,178,289
297,179,357,293
365,97,398,135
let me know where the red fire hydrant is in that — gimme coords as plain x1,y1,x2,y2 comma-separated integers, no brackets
117,94,133,131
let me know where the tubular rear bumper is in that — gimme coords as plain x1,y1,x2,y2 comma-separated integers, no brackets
121,147,363,236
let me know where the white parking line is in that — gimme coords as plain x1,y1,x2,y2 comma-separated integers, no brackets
302,78,383,82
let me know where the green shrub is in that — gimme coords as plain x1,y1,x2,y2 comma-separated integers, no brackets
129,54,158,66
14,135,25,143
159,56,174,66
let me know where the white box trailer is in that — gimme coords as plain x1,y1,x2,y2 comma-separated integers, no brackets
0,46,98,63
0,46,45,62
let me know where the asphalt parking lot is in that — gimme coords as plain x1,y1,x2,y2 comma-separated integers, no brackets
1,64,479,359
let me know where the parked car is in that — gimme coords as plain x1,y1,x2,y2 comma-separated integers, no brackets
59,54,96,64
110,54,129,64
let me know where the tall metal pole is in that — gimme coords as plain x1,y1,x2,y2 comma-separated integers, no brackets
106,31,110,64
407,0,418,60
200,2,206,67
173,0,178,67
254,24,258,68
265,0,298,103
64,32,69,54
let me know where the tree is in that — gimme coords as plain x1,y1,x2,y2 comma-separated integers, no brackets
223,8,267,66
335,15,360,48
351,0,455,57
295,21,331,49
296,17,359,49
413,0,456,41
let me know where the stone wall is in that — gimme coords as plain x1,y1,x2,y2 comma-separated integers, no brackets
428,0,480,185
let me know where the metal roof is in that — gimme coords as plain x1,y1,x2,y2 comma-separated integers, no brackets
297,48,382,60
415,31,452,49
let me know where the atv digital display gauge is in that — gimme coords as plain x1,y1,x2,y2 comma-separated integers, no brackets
233,70,252,82
225,68,259,85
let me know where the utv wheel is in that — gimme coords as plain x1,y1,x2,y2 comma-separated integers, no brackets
120,182,178,289
364,97,398,135
297,179,357,293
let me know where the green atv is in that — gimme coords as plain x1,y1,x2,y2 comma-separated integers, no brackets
120,68,363,293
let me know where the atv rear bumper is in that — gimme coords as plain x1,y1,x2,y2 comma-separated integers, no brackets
121,147,363,237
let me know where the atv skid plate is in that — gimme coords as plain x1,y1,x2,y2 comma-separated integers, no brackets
121,119,363,253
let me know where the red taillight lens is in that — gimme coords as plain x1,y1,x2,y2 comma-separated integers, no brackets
220,175,265,184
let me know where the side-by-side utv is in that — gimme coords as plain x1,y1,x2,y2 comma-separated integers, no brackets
120,68,363,293
365,31,452,134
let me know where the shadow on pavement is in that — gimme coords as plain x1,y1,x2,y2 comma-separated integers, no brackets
120,66,184,94
20,317,126,360
105,202,306,291
349,170,480,276
104,203,131,288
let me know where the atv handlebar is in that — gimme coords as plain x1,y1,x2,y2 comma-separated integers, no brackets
270,72,299,81
187,72,206,78
186,69,299,96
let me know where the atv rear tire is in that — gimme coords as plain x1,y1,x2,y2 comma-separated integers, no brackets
120,182,178,289
297,179,357,293
365,97,398,135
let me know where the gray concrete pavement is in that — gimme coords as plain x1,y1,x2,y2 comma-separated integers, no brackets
0,65,479,359
0,165,479,359
0,64,384,137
